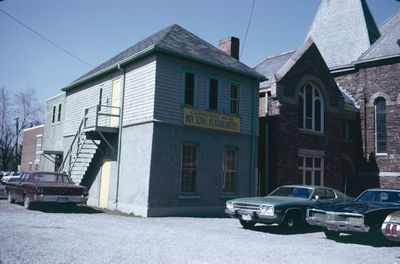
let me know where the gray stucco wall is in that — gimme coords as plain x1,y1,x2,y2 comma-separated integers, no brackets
116,122,154,216
147,122,257,217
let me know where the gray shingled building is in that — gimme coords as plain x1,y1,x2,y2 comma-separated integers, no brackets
41,24,265,216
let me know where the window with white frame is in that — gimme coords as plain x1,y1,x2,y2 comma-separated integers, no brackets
222,148,237,193
181,143,197,193
57,103,62,122
374,97,387,153
299,82,324,132
51,105,56,124
298,155,324,186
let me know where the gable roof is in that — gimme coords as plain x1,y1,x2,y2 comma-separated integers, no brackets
63,24,265,91
254,50,295,87
358,10,400,62
307,0,380,69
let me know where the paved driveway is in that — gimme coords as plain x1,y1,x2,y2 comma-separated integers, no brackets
0,200,399,264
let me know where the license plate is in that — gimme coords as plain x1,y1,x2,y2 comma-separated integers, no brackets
242,214,252,221
57,197,68,203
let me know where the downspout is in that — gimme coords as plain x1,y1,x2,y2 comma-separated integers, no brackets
115,64,126,206
249,82,258,196
264,90,270,195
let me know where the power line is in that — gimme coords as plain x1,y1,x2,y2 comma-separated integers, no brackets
240,0,256,58
0,8,95,68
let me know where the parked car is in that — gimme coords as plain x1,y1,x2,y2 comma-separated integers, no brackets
225,185,353,230
306,188,400,239
1,172,20,184
6,171,89,209
381,210,400,243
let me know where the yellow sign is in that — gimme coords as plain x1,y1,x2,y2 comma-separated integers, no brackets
183,108,240,133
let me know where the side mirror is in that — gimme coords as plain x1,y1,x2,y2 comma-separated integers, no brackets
314,195,320,201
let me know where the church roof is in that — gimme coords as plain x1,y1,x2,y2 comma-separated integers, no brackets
358,10,400,62
64,24,265,91
307,0,380,69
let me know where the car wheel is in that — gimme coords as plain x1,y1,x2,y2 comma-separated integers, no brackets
324,230,340,239
23,195,31,210
282,212,300,229
7,192,15,203
239,220,255,229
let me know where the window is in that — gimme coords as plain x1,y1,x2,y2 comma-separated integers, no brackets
57,103,62,122
313,188,336,200
298,155,324,186
99,87,103,110
222,148,237,193
374,97,387,153
344,120,351,141
230,83,240,114
184,72,195,106
181,144,197,193
35,135,42,161
209,78,218,110
51,105,56,124
299,83,323,132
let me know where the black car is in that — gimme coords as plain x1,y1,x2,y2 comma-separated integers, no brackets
306,188,400,239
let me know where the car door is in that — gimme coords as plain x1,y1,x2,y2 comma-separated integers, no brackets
14,173,27,201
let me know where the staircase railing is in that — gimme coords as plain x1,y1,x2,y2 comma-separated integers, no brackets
58,104,120,174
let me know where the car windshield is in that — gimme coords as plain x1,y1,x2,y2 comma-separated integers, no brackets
32,173,74,184
268,186,313,199
356,190,400,203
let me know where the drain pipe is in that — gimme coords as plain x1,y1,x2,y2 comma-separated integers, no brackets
115,64,126,207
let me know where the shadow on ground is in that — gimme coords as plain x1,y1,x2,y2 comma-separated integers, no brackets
25,203,104,214
241,224,322,235
326,233,400,248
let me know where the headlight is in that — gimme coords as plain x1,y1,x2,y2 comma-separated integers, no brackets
226,202,235,211
82,189,89,196
259,204,274,216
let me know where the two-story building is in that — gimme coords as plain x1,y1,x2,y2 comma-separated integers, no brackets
42,24,265,216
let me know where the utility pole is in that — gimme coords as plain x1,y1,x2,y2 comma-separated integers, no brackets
15,117,18,171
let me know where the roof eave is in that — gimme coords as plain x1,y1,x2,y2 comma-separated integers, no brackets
62,45,157,91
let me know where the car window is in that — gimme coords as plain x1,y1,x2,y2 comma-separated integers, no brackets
269,187,313,199
313,188,336,200
33,173,74,184
357,190,400,203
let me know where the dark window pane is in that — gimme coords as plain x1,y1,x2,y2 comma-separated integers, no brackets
209,79,218,110
223,149,237,193
230,84,239,114
298,156,304,167
299,96,304,128
314,171,321,186
181,144,197,193
57,104,62,122
306,84,312,118
306,157,313,168
52,106,56,123
298,169,303,184
375,98,386,153
184,72,195,106
305,171,312,185
315,158,321,168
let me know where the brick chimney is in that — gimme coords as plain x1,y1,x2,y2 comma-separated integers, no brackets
218,36,240,60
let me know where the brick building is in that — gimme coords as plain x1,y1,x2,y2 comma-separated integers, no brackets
255,39,361,196
20,125,44,171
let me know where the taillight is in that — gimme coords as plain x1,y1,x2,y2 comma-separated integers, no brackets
392,225,398,237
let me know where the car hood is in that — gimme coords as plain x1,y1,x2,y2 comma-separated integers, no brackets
230,196,309,207
315,201,400,214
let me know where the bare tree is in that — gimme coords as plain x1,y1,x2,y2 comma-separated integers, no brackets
0,87,43,171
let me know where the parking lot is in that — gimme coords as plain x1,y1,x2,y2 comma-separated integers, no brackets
0,199,399,264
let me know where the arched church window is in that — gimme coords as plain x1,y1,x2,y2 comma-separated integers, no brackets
299,82,324,132
374,97,387,153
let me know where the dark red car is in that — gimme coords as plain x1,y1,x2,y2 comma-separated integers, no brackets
6,171,89,209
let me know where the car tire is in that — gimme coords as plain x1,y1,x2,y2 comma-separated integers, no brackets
23,195,31,210
282,212,300,229
239,220,255,229
324,230,340,239
7,192,15,203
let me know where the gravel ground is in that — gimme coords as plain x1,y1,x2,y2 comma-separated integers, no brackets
0,199,399,264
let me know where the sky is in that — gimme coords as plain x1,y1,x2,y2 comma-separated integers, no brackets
0,0,399,106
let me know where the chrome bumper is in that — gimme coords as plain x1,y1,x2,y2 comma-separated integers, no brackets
306,216,370,233
33,194,88,204
225,209,280,223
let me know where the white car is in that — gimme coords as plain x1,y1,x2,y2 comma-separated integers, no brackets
1,172,21,184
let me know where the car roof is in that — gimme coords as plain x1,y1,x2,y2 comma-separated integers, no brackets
363,188,400,192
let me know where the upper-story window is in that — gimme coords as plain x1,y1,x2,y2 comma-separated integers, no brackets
374,97,387,153
209,78,218,111
184,72,195,106
57,103,62,122
51,105,56,124
230,83,240,115
299,82,324,132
